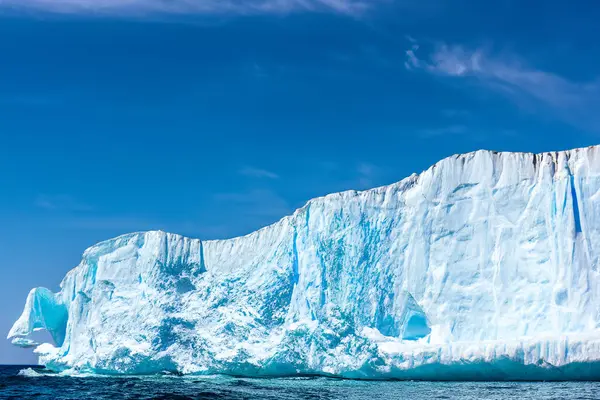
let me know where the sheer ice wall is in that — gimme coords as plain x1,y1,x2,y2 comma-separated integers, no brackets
9,147,600,379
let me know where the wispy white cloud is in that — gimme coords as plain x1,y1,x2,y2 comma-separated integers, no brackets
312,161,386,190
239,166,279,179
404,47,421,71
406,41,600,132
0,0,376,16
35,194,93,212
354,162,383,189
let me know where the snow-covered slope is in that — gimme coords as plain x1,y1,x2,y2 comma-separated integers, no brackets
9,146,600,379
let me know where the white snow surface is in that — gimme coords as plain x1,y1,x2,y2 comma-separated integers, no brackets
9,146,600,379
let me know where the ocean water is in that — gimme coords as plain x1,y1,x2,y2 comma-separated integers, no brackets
1,365,600,400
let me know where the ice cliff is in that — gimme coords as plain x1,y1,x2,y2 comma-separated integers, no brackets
9,146,600,379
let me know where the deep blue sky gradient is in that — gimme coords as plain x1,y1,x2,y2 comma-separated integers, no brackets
2,0,600,363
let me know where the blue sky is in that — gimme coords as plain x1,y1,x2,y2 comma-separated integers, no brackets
1,0,600,364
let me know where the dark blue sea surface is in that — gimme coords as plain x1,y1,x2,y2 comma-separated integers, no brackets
1,365,600,400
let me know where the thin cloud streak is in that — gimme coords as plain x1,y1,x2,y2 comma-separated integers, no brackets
354,162,386,189
0,0,377,16
239,166,279,179
35,194,94,212
406,41,600,133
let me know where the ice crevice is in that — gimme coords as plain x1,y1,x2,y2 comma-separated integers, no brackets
8,145,600,380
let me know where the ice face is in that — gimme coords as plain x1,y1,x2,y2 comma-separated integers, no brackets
8,146,600,379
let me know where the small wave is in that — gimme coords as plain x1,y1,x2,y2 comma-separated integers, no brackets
18,368,44,377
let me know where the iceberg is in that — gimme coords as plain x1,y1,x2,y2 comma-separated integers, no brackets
9,146,600,380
